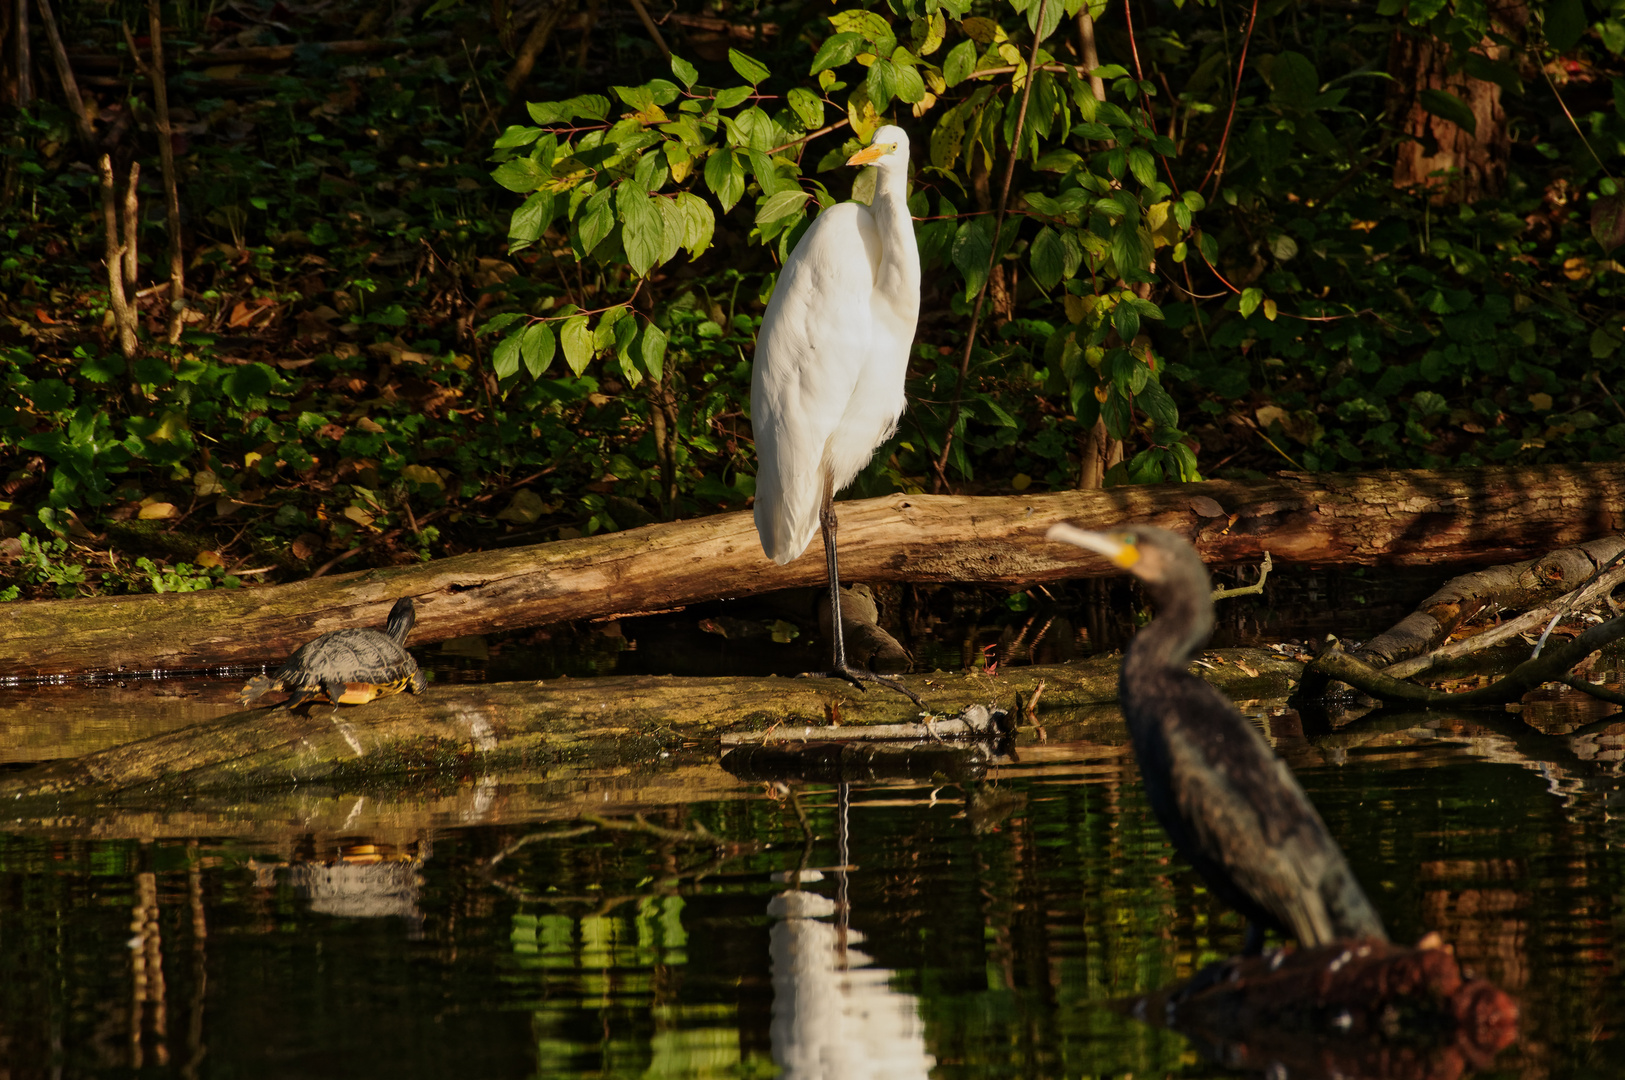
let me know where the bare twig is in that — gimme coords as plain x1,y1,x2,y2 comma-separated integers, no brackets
1198,0,1260,194
486,825,595,868
35,0,96,147
1306,614,1625,708
580,812,716,843
148,0,185,347
15,0,32,106
1074,9,1105,103
99,154,141,360
1211,551,1273,600
932,0,1053,492
504,1,568,96
626,0,669,57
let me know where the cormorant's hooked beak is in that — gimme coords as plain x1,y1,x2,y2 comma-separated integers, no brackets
1046,524,1141,569
846,141,898,166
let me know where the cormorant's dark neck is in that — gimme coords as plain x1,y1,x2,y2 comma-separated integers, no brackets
1125,570,1214,673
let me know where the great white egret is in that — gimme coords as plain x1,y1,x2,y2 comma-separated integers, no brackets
751,124,922,705
1047,524,1387,952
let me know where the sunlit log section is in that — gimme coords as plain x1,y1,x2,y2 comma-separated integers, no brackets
2,462,1621,676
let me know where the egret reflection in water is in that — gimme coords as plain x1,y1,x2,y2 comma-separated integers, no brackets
768,888,934,1080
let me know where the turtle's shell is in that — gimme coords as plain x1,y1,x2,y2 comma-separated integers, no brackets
240,597,426,708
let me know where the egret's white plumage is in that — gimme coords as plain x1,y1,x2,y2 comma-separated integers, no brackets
747,125,922,702
752,125,920,564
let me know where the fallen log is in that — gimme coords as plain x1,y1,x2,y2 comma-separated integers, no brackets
1355,537,1625,668
0,651,1301,799
4,463,1621,677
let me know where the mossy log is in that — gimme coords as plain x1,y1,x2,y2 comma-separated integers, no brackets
5,463,1621,677
0,650,1302,799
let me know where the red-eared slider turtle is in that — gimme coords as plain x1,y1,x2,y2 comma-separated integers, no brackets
239,597,427,708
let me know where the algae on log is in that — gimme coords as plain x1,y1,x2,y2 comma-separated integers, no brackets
0,650,1303,799
5,463,1620,677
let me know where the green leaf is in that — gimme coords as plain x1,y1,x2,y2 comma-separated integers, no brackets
729,48,771,86
942,39,977,87
892,60,926,104
478,312,526,338
618,181,665,277
866,59,899,110
1027,0,1063,40
560,315,594,374
1418,88,1477,135
952,218,993,300
1595,194,1625,253
612,310,639,356
705,148,746,212
1112,302,1140,342
714,85,753,110
509,190,555,247
811,32,867,74
641,322,669,382
492,330,522,379
787,87,824,129
829,9,896,46
747,148,786,195
656,196,686,264
494,125,543,149
527,94,610,125
520,321,556,379
595,306,628,352
1261,51,1319,106
756,188,810,225
576,188,615,256
671,55,698,88
1127,147,1156,187
1029,226,1066,289
676,192,716,255
1239,287,1263,318
1546,0,1587,52
491,157,549,193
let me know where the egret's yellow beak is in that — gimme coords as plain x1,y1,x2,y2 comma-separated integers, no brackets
846,141,898,166
1046,524,1141,569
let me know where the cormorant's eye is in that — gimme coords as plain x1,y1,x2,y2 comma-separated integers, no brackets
1122,532,1137,546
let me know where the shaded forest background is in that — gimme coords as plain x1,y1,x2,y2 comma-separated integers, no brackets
1,0,1622,601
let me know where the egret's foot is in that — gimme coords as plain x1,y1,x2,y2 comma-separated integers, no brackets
800,664,926,709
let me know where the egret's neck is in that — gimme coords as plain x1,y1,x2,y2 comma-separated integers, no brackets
869,163,919,324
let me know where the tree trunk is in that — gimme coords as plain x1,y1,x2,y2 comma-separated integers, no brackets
1388,23,1512,202
0,650,1302,799
2,464,1622,678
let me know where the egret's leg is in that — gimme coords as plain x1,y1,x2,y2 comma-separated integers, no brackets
806,486,925,708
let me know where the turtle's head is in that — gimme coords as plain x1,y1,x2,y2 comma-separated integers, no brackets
385,597,417,644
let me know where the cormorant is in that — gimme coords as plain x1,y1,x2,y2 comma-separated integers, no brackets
1048,524,1387,952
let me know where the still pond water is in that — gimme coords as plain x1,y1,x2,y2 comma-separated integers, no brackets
2,687,1623,1079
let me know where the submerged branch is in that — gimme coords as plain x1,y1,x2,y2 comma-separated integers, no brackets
1309,613,1625,708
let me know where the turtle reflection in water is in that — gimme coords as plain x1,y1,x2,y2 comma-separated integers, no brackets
239,597,427,709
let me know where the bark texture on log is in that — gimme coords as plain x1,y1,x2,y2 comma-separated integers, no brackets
3,464,1622,677
0,651,1303,799
1355,536,1625,666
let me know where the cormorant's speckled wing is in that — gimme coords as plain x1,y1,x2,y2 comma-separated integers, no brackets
1159,674,1368,947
